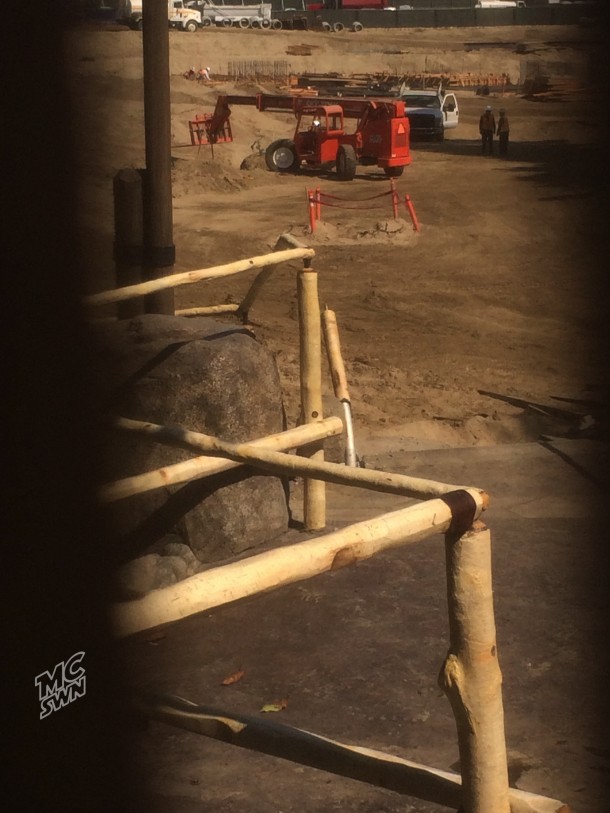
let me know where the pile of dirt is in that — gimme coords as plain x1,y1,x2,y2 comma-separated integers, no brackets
302,218,420,245
171,156,252,195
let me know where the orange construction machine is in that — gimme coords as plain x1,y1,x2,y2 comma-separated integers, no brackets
189,94,411,181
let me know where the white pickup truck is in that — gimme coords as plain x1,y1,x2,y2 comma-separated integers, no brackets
398,88,459,142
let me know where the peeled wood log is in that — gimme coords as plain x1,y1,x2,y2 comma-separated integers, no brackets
175,304,239,317
132,692,571,813
83,247,315,308
112,416,486,503
99,417,343,503
440,521,511,813
322,307,357,466
109,489,485,638
237,233,311,322
298,265,326,530
322,307,350,402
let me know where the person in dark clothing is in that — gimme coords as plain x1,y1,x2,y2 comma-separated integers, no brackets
497,108,510,156
479,105,496,156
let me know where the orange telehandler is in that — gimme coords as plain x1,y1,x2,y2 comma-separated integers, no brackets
189,93,411,180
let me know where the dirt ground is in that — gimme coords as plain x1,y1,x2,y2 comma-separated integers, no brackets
65,22,608,813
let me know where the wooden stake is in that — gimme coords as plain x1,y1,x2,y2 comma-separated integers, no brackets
99,417,343,503
132,692,571,813
83,247,315,308
322,307,357,467
297,262,325,530
110,490,485,638
440,521,511,813
111,416,486,503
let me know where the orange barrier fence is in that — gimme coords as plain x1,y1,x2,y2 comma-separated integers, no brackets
307,180,420,233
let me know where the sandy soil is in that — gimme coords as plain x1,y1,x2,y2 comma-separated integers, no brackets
69,23,606,452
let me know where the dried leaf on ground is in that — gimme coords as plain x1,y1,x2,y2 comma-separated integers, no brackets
221,669,245,686
260,699,288,713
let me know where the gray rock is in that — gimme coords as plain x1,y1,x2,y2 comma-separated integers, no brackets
114,554,161,599
92,315,290,567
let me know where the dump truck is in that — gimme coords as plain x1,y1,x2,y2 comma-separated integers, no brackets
189,94,411,180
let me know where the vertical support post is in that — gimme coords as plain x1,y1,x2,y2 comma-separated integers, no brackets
142,0,175,315
297,260,325,530
308,190,316,234
113,168,145,319
405,194,420,232
315,186,321,220
390,178,398,219
439,520,511,813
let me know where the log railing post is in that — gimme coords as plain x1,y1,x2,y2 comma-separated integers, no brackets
297,259,325,530
439,520,511,813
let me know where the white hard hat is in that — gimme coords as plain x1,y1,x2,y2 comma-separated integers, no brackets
485,105,492,111
206,67,211,71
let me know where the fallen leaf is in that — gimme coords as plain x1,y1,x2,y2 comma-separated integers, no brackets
221,669,245,686
260,699,288,713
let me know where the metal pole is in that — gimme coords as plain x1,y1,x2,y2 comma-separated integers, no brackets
142,0,175,315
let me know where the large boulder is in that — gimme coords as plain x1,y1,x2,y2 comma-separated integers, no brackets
91,314,289,568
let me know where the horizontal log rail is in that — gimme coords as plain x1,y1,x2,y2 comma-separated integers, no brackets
112,416,487,505
132,692,570,813
83,246,315,308
110,489,484,638
99,417,343,503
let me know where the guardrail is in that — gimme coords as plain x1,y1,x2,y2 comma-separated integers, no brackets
87,236,572,812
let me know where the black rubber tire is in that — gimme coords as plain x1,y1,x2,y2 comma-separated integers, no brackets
336,145,357,181
352,21,364,32
260,18,271,28
184,20,198,32
251,19,261,28
332,22,345,32
321,22,332,31
265,139,300,173
384,166,404,178
221,18,232,28
238,17,250,28
271,19,283,29
201,17,212,27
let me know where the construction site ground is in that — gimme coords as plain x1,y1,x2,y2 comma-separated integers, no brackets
68,22,609,813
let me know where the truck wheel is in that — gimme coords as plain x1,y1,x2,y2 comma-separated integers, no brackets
321,22,332,31
184,20,198,32
265,140,300,173
332,22,345,32
201,17,211,27
221,18,232,27
251,18,261,27
238,17,250,28
336,145,357,181
352,21,364,32
260,18,271,28
271,19,283,29
384,166,404,178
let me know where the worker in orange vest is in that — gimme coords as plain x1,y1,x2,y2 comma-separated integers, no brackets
479,105,496,156
497,108,510,156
